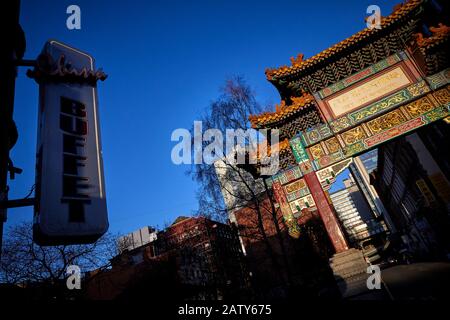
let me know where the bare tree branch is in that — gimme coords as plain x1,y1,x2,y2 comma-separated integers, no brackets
0,222,117,285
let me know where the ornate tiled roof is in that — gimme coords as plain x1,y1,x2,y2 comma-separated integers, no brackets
249,93,315,128
265,0,423,80
278,138,291,152
250,138,291,160
414,23,450,49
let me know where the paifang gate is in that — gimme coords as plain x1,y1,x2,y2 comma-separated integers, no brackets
249,0,450,253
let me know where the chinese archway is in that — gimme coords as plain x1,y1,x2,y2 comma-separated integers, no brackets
250,0,450,253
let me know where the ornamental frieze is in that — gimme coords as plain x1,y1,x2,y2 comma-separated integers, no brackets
330,80,430,132
324,137,341,154
424,106,449,122
406,80,431,96
341,127,367,145
297,85,450,170
317,52,404,99
330,117,352,132
404,96,436,118
431,86,450,106
309,144,326,160
285,179,307,194
366,109,407,134
349,91,409,123
304,74,446,140
269,79,449,192
426,68,450,90
289,195,316,214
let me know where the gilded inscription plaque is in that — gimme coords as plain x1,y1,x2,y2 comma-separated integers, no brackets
327,66,412,117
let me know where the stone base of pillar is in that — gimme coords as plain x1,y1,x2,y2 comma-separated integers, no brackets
329,248,371,298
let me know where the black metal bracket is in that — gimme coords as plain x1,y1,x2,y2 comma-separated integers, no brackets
8,158,22,180
0,197,35,209
13,59,37,67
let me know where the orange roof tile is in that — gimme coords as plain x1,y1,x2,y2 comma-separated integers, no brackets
249,94,315,128
279,138,291,152
246,138,291,165
265,0,424,80
414,23,450,49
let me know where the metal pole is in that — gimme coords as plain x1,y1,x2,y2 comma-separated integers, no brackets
0,198,35,209
0,0,22,260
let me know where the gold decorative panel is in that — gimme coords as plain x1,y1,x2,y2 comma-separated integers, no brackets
404,96,435,118
324,137,341,154
285,179,306,194
309,144,326,160
327,66,411,117
432,87,450,105
340,126,367,145
366,109,407,134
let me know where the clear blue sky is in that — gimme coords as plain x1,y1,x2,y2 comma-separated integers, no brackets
8,0,398,236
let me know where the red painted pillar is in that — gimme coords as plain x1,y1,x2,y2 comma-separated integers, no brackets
272,180,301,239
304,171,349,253
290,136,349,252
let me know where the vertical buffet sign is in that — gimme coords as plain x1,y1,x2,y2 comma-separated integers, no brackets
28,40,108,245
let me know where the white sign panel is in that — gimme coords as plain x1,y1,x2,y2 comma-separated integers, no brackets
32,40,108,245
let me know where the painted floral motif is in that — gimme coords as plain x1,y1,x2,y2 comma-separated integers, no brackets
324,137,341,154
341,126,366,145
306,130,321,143
426,70,449,89
344,141,366,156
404,96,435,118
278,166,303,185
330,117,351,132
317,53,402,98
349,91,408,122
432,87,450,106
289,195,315,214
424,106,448,122
309,144,326,160
367,109,407,134
406,80,430,97
285,179,307,194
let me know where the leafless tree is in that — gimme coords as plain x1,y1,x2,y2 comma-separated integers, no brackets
188,77,267,220
116,235,135,254
188,76,293,287
0,222,117,286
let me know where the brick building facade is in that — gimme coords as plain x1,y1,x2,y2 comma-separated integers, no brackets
85,216,250,300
